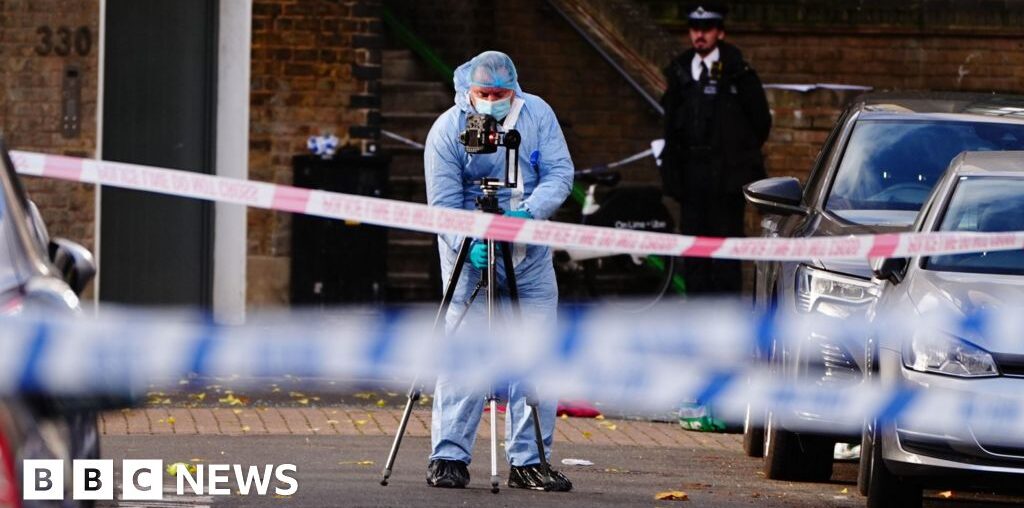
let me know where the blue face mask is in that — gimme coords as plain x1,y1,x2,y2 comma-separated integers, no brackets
474,95,512,120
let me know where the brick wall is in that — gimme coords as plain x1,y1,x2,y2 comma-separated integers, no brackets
385,0,666,206
247,0,367,305
0,0,99,254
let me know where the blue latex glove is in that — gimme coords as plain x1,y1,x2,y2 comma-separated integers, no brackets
504,209,533,220
469,241,488,269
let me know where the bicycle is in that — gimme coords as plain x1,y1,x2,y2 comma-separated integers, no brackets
554,166,685,312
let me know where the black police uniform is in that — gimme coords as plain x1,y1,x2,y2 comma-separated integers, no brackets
660,41,771,294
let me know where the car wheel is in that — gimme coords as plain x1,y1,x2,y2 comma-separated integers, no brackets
742,403,764,457
865,421,921,508
763,409,833,482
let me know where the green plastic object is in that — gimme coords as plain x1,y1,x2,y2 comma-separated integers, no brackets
677,402,727,432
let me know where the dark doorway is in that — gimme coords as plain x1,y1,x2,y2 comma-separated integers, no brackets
100,0,218,307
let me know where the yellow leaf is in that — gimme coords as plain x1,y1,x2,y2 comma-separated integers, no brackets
355,420,367,426
338,460,375,466
241,425,251,432
376,399,387,407
189,458,203,462
582,431,592,439
654,490,689,501
218,394,245,406
840,487,848,494
604,424,618,431
296,398,309,405
166,416,176,425
166,462,197,476
326,420,340,425
938,491,953,499
232,409,243,415
354,392,374,400
595,414,605,420
289,391,305,398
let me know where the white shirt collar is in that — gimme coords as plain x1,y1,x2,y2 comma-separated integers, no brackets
691,47,720,81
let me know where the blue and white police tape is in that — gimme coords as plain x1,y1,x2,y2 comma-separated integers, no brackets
3,301,1024,441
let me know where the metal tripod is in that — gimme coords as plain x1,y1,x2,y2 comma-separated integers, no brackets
380,179,556,494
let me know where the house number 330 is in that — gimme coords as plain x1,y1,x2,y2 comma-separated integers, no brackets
35,26,92,57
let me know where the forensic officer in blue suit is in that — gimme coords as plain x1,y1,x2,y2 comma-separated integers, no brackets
423,50,574,491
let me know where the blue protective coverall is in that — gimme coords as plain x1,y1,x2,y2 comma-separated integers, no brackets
424,56,574,467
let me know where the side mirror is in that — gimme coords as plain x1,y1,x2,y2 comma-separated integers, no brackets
743,177,808,216
872,257,908,284
49,238,96,295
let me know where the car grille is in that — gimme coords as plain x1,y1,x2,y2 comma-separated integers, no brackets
900,432,1024,467
993,353,1024,377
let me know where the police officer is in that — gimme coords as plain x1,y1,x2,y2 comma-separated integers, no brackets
660,2,771,294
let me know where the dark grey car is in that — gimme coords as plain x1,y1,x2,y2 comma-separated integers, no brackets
742,92,1024,482
861,151,1024,508
0,139,103,505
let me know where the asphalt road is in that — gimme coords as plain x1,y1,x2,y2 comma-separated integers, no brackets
100,433,1024,508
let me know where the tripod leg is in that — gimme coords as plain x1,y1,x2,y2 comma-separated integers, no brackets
500,241,554,486
490,396,500,494
381,236,474,486
498,241,522,321
527,396,556,489
380,385,420,486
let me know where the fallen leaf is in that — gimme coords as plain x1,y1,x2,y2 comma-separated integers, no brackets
232,409,243,415
840,487,848,494
190,458,204,462
166,462,197,476
338,460,375,466
218,394,245,406
376,399,387,408
189,393,206,401
387,392,399,397
166,416,176,425
654,490,689,501
241,425,251,432
938,491,953,499
595,414,606,420
271,387,281,393
289,391,305,398
354,392,374,400
560,414,568,420
326,420,340,425
295,398,310,405
582,431,592,439
355,420,368,426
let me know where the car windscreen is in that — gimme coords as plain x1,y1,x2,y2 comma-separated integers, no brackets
923,176,1024,276
826,120,1024,224
0,173,20,293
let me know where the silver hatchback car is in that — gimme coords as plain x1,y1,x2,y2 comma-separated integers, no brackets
862,151,1024,507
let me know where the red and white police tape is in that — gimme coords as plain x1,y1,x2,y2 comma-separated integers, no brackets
12,150,1024,261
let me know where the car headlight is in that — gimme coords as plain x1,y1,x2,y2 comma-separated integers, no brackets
795,265,880,316
903,331,999,378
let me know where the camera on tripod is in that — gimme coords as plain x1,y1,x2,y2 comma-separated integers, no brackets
457,113,521,188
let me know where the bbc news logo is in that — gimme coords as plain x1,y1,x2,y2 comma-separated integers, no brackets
23,460,298,500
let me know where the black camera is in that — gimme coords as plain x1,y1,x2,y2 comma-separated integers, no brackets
458,114,502,154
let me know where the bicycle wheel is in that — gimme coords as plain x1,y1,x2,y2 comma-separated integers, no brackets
556,253,679,312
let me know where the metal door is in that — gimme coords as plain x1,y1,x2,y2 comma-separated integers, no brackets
100,0,218,306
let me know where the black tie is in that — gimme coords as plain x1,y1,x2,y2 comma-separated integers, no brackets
699,61,709,84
